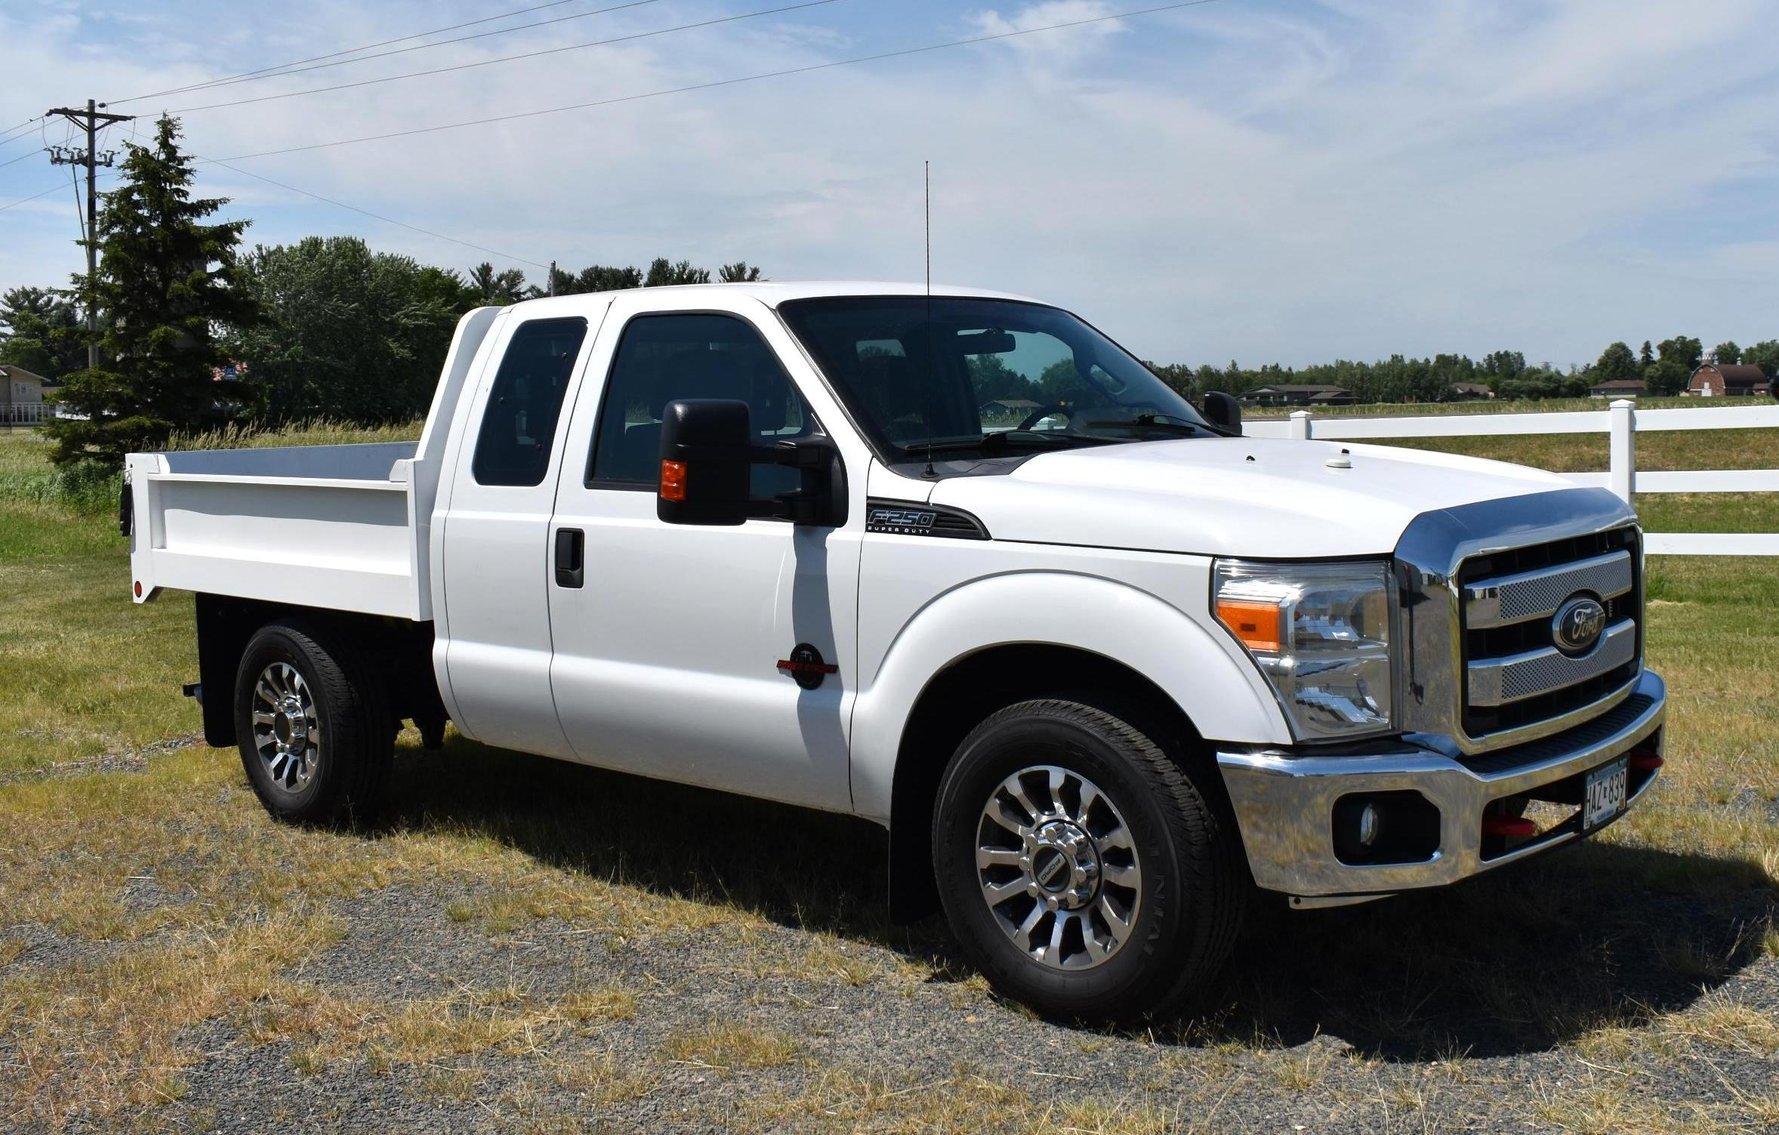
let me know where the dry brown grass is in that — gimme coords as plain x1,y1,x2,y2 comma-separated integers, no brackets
660,1022,800,1071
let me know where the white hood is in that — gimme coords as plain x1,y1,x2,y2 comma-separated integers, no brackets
927,437,1578,559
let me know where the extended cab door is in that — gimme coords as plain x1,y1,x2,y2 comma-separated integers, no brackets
435,302,609,757
545,292,864,811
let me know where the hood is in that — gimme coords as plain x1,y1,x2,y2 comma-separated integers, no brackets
927,437,1576,558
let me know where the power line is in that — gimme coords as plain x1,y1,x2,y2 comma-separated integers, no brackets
111,0,673,104
0,183,64,213
213,0,1228,163
168,0,840,115
198,154,550,270
0,119,44,151
0,148,41,171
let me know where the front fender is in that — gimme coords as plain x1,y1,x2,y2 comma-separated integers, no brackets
848,569,1290,822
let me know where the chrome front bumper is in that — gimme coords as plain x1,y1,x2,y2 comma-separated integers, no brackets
1215,670,1666,906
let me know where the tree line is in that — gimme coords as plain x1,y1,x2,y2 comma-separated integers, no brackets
2,116,1773,467
1145,335,1778,406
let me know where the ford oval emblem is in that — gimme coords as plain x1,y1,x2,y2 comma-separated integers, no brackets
1552,595,1608,656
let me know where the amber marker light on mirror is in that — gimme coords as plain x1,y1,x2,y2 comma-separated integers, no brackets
660,460,687,502
1216,597,1285,654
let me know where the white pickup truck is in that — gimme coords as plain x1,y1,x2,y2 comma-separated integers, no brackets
124,282,1666,1021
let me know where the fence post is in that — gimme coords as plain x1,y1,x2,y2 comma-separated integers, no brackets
1608,399,1636,504
1290,409,1313,440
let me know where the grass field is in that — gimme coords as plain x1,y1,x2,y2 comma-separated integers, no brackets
1,423,1776,1133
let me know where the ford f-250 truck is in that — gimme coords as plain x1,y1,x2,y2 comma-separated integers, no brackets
123,283,1666,1021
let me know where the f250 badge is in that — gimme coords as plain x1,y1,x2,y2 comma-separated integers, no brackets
867,507,938,535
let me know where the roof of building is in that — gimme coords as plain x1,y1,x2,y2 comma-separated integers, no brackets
1693,363,1768,383
1590,379,1647,390
1451,382,1492,394
1245,384,1351,395
980,398,1042,409
0,364,48,384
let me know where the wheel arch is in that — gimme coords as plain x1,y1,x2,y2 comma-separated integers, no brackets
195,594,442,747
879,642,1249,923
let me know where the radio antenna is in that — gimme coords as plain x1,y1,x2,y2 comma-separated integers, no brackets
922,160,937,478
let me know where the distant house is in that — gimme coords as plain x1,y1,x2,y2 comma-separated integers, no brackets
1239,384,1356,407
1588,378,1647,398
1688,362,1772,397
1,364,48,425
1450,382,1493,401
978,398,1043,417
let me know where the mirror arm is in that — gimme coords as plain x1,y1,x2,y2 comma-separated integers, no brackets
749,439,846,526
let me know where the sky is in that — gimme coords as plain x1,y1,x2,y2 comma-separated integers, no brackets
0,0,1775,370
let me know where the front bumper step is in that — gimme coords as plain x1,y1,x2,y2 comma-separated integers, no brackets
1215,670,1666,901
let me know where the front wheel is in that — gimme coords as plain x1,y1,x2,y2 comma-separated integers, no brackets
234,620,393,826
931,699,1245,1022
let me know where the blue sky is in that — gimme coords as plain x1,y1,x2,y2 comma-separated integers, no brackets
1,0,1775,369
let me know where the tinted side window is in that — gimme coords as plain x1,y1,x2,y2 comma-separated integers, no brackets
472,317,588,487
588,313,811,497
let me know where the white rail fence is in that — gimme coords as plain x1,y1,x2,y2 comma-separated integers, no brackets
1245,399,1779,556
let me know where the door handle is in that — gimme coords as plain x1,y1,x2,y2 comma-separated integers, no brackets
554,528,584,588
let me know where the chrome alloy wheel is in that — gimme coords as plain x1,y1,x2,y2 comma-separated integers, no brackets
975,765,1143,970
251,662,321,795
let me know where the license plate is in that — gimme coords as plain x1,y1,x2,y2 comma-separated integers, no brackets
1582,758,1628,831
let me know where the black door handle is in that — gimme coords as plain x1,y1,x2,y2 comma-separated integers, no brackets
554,528,584,588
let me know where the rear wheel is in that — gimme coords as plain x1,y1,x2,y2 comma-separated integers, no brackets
234,620,393,825
931,699,1245,1022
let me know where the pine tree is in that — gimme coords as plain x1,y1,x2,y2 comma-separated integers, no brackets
45,116,258,466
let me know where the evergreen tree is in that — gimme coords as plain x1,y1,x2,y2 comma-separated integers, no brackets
466,262,527,306
45,116,257,466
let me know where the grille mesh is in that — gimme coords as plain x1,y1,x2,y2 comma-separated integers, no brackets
1485,552,1633,624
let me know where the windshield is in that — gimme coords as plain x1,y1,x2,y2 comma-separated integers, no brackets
777,296,1210,462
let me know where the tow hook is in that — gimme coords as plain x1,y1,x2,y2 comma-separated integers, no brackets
182,682,203,706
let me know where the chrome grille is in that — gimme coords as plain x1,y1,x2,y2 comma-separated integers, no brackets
1459,527,1642,737
1394,490,1645,757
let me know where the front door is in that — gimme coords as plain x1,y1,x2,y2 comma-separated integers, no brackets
546,296,862,811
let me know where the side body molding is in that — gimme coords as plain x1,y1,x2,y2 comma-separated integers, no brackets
848,568,1292,824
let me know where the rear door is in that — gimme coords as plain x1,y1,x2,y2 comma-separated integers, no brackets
545,291,864,811
436,303,609,757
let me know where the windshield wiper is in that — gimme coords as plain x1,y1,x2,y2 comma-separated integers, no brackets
905,430,1111,460
1082,412,1208,437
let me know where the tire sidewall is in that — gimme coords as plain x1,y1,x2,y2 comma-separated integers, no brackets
234,626,339,821
932,704,1199,1018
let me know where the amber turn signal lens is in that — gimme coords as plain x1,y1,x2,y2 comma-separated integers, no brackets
659,460,687,502
1216,598,1284,654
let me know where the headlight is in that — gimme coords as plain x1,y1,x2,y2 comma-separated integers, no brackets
1213,559,1394,741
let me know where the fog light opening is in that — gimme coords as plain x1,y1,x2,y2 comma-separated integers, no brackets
1333,792,1441,866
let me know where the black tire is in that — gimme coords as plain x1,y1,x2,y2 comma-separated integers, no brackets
931,699,1245,1023
233,619,393,826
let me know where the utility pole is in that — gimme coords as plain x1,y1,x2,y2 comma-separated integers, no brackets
46,100,134,370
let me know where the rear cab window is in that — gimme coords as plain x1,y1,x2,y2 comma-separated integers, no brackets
472,317,590,487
